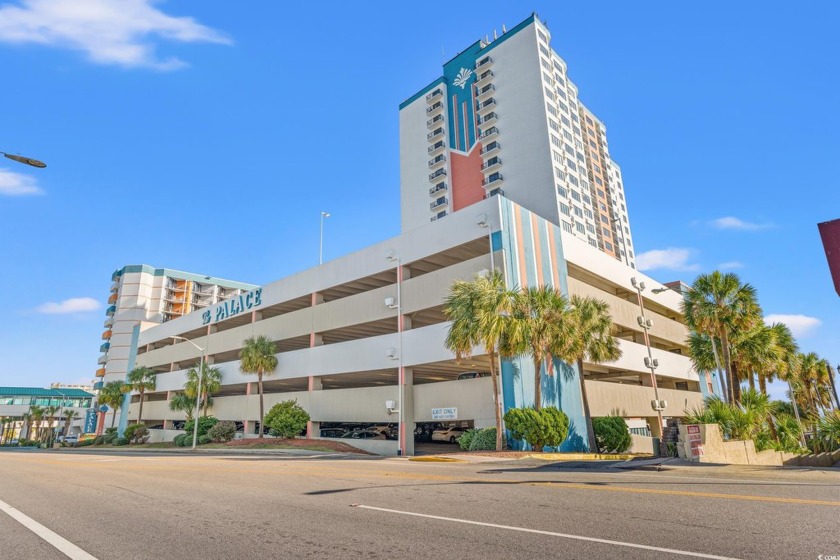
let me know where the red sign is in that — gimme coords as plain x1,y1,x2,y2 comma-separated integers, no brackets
687,425,700,434
818,219,840,297
690,441,704,457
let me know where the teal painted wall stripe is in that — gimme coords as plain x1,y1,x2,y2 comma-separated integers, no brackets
118,323,141,437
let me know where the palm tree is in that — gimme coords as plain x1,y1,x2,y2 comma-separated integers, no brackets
21,412,32,441
185,362,222,417
125,366,157,425
444,270,518,451
168,392,195,423
763,323,798,396
509,285,577,411
100,381,126,428
569,295,622,452
61,410,79,440
43,405,59,444
683,271,761,404
239,335,278,439
0,418,7,445
29,406,44,442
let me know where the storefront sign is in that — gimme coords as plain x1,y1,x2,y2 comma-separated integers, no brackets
432,407,458,420
84,410,97,433
202,288,263,325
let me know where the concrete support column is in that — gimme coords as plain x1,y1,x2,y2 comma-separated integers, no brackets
252,310,262,322
307,377,322,439
402,367,415,456
306,292,324,439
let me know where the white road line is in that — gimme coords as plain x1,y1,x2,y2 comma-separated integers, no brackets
0,498,98,560
353,504,741,560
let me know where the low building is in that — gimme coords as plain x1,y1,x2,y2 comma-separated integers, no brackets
120,197,712,455
0,387,95,441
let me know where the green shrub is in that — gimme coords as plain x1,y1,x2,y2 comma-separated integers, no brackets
504,407,569,451
812,411,840,453
103,427,119,445
264,400,310,439
592,416,632,453
93,435,105,445
183,416,219,438
198,434,211,445
207,420,236,443
173,434,192,447
457,429,475,451
468,428,498,451
123,424,150,444
113,437,129,446
76,439,94,447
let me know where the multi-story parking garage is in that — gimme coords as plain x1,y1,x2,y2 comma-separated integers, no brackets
120,197,711,455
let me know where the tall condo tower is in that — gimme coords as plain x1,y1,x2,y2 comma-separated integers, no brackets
399,14,636,268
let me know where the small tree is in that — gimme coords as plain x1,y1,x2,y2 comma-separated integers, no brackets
185,363,222,417
239,335,278,439
183,416,219,438
62,410,79,440
207,420,236,443
99,380,126,428
263,400,309,439
168,392,195,423
504,407,569,452
591,416,632,453
125,367,156,424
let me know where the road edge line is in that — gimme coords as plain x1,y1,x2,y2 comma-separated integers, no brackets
0,498,98,560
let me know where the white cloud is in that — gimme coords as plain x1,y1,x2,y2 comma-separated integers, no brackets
636,248,700,272
0,168,43,195
37,297,100,314
718,261,744,270
0,0,231,70
764,314,821,339
710,216,772,231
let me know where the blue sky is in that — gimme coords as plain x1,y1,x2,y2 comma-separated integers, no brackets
0,1,837,399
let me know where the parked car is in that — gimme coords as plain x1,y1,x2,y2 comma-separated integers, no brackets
63,435,79,444
341,430,386,440
431,426,468,443
457,371,490,380
320,428,347,438
369,424,398,439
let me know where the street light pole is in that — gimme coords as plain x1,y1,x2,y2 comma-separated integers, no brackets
386,252,404,456
319,211,330,265
172,336,206,450
631,278,665,440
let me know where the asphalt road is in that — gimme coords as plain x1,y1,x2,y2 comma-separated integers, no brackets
0,449,838,560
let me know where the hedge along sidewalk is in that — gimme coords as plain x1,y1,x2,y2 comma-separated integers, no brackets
525,452,637,461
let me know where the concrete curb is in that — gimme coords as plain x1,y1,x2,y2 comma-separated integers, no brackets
524,452,636,461
408,456,466,463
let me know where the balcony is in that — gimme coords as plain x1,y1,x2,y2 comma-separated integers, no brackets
475,83,495,101
478,112,497,126
105,305,116,316
426,88,443,103
426,114,444,129
111,269,122,282
482,172,503,187
475,98,496,116
427,127,444,142
426,101,444,117
429,182,448,196
110,281,119,292
476,56,493,70
430,197,448,211
427,140,446,156
475,69,494,86
481,156,502,173
99,342,110,353
97,354,107,365
93,381,104,391
430,211,447,222
428,168,447,182
103,316,114,328
485,188,504,198
107,292,118,304
478,126,499,142
480,141,501,156
102,330,112,340
428,154,446,170
95,368,106,378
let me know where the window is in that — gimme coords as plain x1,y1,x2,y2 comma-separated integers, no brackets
582,194,591,205
600,203,607,211
558,101,569,114
573,206,583,218
586,116,593,125
541,58,551,70
539,45,549,57
571,113,579,123
588,238,598,247
586,223,595,233
547,104,558,117
544,87,555,101
593,164,602,174
603,227,610,236
557,186,567,198
553,60,564,74
595,177,603,186
597,189,605,198
543,72,553,85
573,126,581,136
560,203,570,216
589,140,597,149
560,115,571,127
601,215,609,224
551,135,562,149
563,130,573,142
556,87,567,99
567,174,579,186
584,208,593,219
538,30,548,42
549,119,560,133
605,241,613,251
564,144,574,156
576,222,585,234
562,221,573,233
580,179,589,191
566,159,577,172
552,150,563,164
555,168,565,182
570,190,581,202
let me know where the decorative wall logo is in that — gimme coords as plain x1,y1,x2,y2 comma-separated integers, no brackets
201,288,263,325
453,68,473,89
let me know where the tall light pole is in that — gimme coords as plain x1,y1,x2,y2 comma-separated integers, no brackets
631,278,665,442
319,211,330,265
1,150,46,168
386,251,404,456
172,336,205,450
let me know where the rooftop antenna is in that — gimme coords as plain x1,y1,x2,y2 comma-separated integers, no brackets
485,34,490,44
493,29,498,40
502,24,507,33
441,44,445,64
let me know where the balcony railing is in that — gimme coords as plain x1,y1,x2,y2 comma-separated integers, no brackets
477,112,497,126
425,88,443,102
475,98,496,115
480,141,501,155
428,154,446,169
475,69,494,86
101,330,112,340
430,197,448,210
429,182,448,196
427,127,444,141
427,140,446,155
95,368,106,378
93,381,104,391
426,114,444,129
481,156,501,171
485,188,504,198
482,173,503,187
476,56,493,69
105,305,116,316
479,126,499,141
97,354,107,365
100,342,110,353
428,168,447,182
475,83,495,100
426,101,444,116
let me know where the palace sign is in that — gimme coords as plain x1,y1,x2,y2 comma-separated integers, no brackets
202,288,263,325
